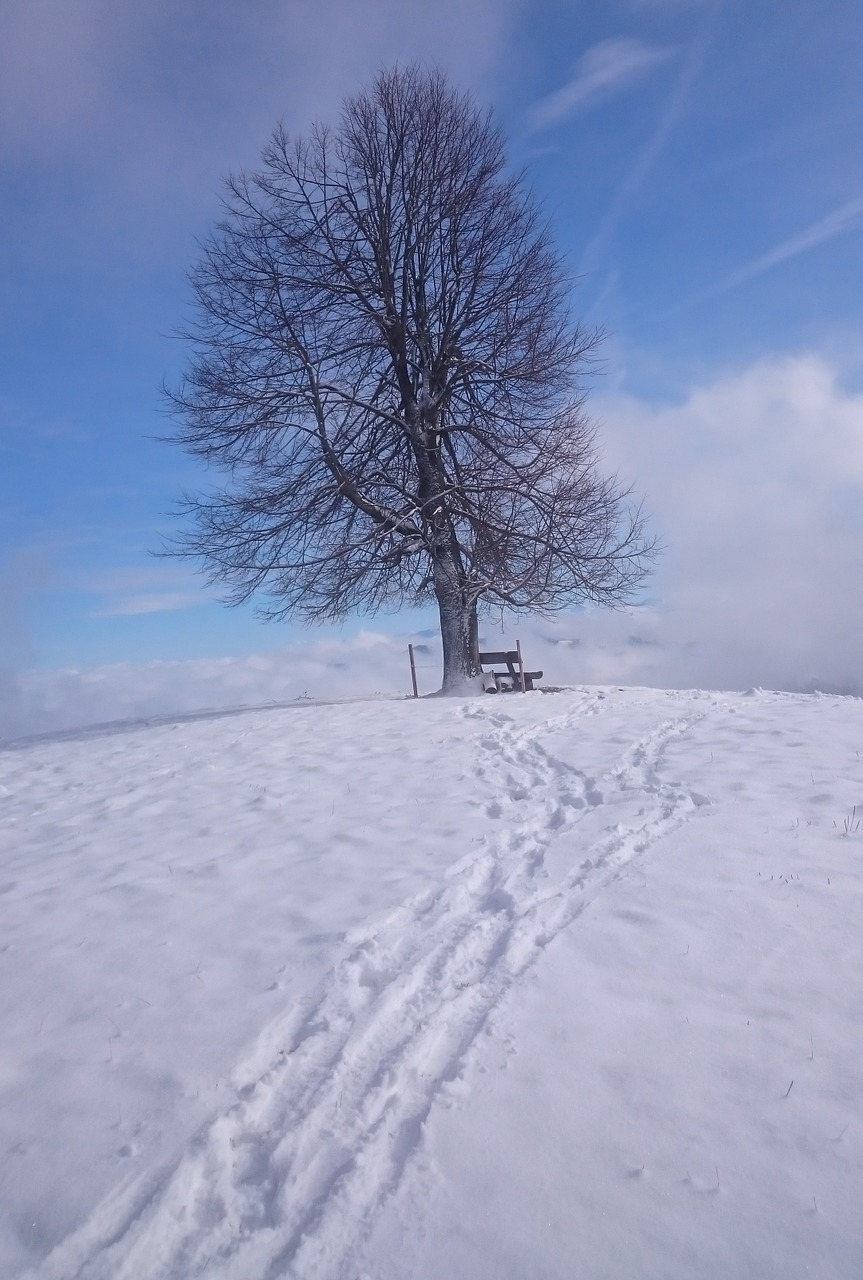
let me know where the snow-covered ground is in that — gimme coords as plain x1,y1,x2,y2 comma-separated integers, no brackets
2,685,862,1278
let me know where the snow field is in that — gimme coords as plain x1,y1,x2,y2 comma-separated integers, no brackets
364,691,863,1279
1,687,862,1277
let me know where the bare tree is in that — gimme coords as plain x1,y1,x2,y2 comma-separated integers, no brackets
166,66,654,690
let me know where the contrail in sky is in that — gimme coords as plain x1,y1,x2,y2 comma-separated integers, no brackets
720,193,863,291
579,1,723,276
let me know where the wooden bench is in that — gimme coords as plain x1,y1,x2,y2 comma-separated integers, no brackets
479,646,543,693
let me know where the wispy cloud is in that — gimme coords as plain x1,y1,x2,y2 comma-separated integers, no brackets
626,0,709,8
579,3,721,274
0,549,49,668
94,592,206,617
83,565,208,617
0,0,519,248
528,38,671,133
720,194,863,291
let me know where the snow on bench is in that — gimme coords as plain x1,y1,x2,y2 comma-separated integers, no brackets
479,647,543,693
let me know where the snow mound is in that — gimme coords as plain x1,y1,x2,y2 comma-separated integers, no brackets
2,686,862,1279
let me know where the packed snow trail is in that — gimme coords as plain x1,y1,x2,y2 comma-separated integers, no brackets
26,689,723,1280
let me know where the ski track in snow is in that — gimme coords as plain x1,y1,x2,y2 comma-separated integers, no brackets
30,690,722,1280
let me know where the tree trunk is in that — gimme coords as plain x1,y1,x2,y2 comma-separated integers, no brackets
434,556,481,691
412,401,481,691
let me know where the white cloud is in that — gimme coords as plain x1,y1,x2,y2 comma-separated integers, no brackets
589,351,863,693
528,38,671,132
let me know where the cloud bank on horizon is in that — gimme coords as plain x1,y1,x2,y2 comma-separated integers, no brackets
3,350,861,740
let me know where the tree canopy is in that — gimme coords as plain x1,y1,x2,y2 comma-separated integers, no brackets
166,66,654,687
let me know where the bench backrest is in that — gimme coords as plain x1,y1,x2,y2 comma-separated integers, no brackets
478,650,519,665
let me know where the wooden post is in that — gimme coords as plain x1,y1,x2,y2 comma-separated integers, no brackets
516,638,526,692
408,643,419,698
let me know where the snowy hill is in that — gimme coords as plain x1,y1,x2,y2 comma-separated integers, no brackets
2,686,862,1278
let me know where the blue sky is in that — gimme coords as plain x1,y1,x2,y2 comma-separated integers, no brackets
2,0,863,717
